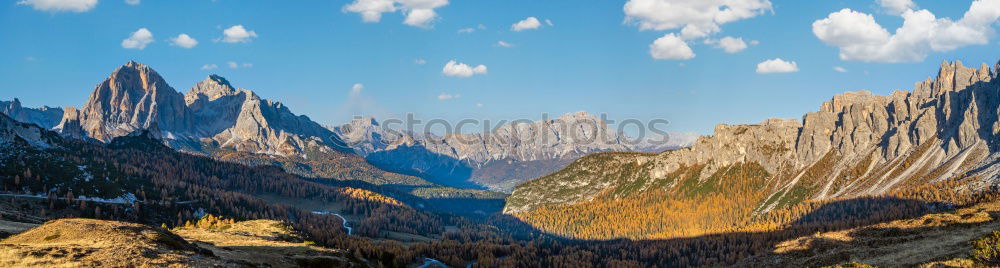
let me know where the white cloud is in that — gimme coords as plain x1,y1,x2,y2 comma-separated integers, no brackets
878,0,916,15
343,0,449,28
227,61,253,69
124,0,139,5
624,0,771,60
201,64,218,70
351,83,364,95
403,8,437,28
437,93,460,101
476,103,483,108
545,19,554,26
833,66,848,73
17,0,97,12
219,25,257,43
511,17,542,31
813,1,1000,63
497,40,513,47
649,33,695,60
414,58,427,65
624,0,772,39
756,58,799,74
442,60,487,77
706,36,748,53
170,34,198,49
121,28,154,50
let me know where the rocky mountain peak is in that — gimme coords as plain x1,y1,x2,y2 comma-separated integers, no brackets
74,61,192,141
185,74,239,104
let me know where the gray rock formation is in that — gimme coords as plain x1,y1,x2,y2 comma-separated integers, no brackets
55,61,349,157
505,59,1000,214
0,112,55,148
0,98,63,129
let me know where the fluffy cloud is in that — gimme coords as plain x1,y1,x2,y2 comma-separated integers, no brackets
813,0,1000,63
442,60,487,77
414,58,427,65
343,0,449,28
17,0,97,12
170,34,198,49
624,0,771,60
624,0,772,38
649,33,695,60
121,28,153,50
497,40,513,47
219,25,257,43
200,64,218,70
125,0,139,5
756,58,799,74
512,17,542,31
706,36,748,53
437,93,460,101
833,66,848,73
878,0,915,15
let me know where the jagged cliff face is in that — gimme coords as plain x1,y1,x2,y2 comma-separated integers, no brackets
505,60,1000,214
0,98,63,129
69,61,192,141
54,61,348,157
334,112,692,191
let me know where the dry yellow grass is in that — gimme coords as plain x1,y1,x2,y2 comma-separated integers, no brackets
0,218,219,267
172,219,360,268
741,201,1000,267
0,218,364,267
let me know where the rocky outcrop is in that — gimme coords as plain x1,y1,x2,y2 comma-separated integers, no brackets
0,98,63,129
505,59,1000,214
54,61,349,157
0,113,56,148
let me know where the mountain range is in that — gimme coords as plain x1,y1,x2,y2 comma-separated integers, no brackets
506,60,1000,222
333,112,695,191
2,61,695,193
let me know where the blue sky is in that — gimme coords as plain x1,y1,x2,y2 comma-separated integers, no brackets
1,0,998,134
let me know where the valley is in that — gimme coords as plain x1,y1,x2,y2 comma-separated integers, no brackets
1,59,1000,267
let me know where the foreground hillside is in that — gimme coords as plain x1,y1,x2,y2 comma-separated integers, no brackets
506,60,1000,240
740,199,1000,267
0,217,364,267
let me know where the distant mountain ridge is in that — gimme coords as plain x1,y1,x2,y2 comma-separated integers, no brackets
333,112,695,191
506,59,1000,214
0,98,62,130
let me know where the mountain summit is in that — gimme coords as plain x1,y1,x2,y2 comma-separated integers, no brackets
56,61,349,157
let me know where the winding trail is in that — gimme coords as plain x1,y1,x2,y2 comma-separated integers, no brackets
332,213,352,235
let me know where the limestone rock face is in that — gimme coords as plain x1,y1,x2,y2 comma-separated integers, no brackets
53,61,349,157
74,61,193,141
505,60,1000,214
0,98,63,129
